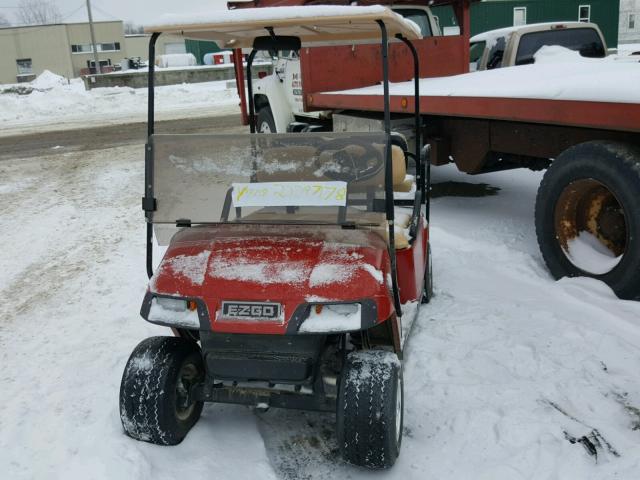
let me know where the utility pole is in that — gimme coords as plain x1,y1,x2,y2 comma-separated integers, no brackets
86,0,101,74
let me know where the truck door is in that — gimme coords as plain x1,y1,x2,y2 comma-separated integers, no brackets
276,50,305,117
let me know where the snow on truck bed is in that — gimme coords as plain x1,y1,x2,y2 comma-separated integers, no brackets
328,46,640,104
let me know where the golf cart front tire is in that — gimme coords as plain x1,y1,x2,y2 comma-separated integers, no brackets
119,336,204,445
337,350,404,469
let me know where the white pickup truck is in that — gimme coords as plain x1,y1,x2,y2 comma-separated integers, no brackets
469,21,607,71
252,4,442,134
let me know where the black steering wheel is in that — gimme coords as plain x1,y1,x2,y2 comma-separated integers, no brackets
315,138,385,183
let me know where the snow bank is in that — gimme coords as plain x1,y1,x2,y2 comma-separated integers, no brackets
31,70,68,90
330,46,640,104
0,77,239,132
617,43,640,55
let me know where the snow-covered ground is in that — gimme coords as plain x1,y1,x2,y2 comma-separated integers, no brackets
617,43,640,55
0,71,240,137
1,140,639,479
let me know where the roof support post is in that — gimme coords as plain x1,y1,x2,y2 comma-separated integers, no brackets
147,32,160,138
145,32,161,279
233,49,249,125
247,49,258,133
377,19,402,319
397,35,422,204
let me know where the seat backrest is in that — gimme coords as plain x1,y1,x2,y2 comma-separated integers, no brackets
392,145,406,189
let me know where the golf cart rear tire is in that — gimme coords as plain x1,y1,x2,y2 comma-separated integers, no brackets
535,141,640,300
119,336,204,445
337,350,403,469
256,106,276,133
422,245,434,304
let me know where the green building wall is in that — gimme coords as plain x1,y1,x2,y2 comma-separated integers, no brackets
185,39,223,65
433,0,619,47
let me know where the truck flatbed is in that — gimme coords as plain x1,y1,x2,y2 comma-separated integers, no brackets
308,53,640,133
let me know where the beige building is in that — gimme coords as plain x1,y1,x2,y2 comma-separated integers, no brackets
0,20,185,84
620,0,640,44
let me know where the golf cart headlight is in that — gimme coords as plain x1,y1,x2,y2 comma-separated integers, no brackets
156,297,188,312
298,303,362,333
147,296,200,329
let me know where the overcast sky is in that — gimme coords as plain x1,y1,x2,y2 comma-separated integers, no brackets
1,0,231,24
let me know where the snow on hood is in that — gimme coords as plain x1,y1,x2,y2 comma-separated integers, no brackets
149,225,390,305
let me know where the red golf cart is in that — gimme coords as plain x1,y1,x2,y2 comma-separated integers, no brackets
119,6,432,469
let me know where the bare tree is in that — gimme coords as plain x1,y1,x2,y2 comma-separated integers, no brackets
16,0,62,25
124,21,144,35
0,13,11,27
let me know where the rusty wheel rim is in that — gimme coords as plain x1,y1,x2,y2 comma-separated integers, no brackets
175,362,199,421
554,178,627,275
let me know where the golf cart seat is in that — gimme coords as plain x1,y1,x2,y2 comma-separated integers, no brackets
391,145,414,193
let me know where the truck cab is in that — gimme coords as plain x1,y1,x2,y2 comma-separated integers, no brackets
470,21,607,71
253,4,442,133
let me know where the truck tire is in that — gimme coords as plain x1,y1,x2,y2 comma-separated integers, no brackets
119,336,204,445
535,141,640,300
256,106,276,133
337,350,403,469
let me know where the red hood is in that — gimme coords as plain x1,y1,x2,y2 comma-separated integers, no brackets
150,224,393,333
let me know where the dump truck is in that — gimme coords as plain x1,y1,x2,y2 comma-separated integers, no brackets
230,0,640,300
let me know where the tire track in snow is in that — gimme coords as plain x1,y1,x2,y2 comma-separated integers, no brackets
0,146,139,327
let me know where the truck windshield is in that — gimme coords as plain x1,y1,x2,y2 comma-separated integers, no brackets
151,132,388,228
515,28,606,65
469,41,486,70
394,8,433,37
486,36,506,69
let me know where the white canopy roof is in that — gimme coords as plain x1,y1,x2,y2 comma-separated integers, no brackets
145,6,421,48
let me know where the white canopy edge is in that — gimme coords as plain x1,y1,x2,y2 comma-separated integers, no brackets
144,6,421,48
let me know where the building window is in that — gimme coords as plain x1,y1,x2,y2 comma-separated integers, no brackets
99,42,120,52
16,58,32,74
579,5,591,23
513,7,527,26
71,42,121,53
629,13,636,30
88,59,112,68
71,44,92,53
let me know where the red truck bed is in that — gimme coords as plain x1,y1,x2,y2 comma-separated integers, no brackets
309,94,640,133
307,59,640,133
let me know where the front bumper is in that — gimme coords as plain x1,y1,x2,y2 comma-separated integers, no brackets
140,291,380,334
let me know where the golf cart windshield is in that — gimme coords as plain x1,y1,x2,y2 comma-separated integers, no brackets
151,132,388,228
